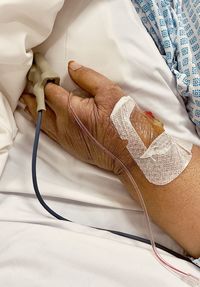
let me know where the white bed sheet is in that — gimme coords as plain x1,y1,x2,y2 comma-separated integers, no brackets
0,0,200,286
0,197,199,287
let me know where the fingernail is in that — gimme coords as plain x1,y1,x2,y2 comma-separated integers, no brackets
69,61,82,71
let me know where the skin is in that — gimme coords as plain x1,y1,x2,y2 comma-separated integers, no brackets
21,62,200,258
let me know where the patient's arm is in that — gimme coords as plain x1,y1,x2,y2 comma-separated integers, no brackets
22,61,200,258
119,145,200,258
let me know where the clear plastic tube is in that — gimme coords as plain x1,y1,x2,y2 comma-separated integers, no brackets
68,93,200,286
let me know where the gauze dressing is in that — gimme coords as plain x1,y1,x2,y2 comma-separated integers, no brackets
110,96,192,185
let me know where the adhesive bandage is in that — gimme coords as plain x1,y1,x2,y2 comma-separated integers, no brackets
110,96,192,185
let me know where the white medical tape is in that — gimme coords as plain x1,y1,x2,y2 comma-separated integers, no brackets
110,96,192,185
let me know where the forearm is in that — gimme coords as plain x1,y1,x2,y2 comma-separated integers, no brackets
118,145,200,258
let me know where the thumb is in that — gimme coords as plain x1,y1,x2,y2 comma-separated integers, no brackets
68,61,123,109
68,61,112,96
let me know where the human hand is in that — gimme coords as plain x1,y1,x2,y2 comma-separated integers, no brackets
21,62,164,175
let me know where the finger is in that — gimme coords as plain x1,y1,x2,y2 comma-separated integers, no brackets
21,93,57,139
44,83,70,114
68,61,114,97
45,83,95,124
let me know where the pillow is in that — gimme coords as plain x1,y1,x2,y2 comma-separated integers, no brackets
0,0,64,176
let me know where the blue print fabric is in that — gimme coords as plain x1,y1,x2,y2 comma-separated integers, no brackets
131,0,200,134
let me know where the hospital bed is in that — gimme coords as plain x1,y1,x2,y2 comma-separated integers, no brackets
0,0,199,286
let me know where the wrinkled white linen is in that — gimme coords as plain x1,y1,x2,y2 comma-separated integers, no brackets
0,196,199,287
0,0,64,176
0,93,17,175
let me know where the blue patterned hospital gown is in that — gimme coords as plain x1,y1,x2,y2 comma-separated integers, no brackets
131,0,200,135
